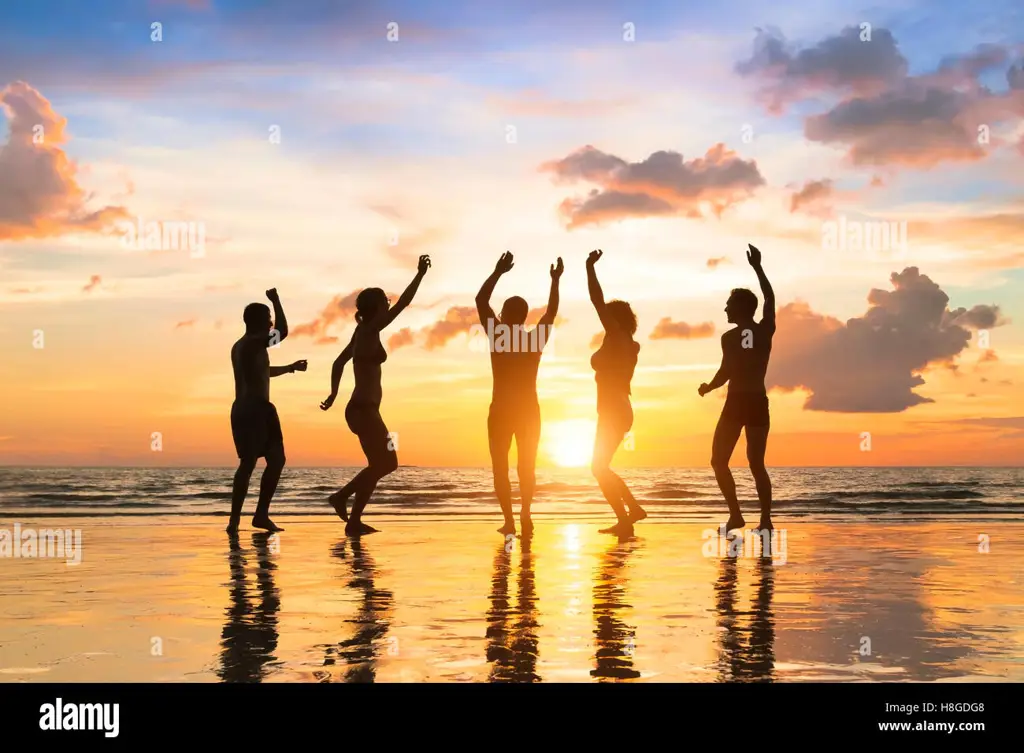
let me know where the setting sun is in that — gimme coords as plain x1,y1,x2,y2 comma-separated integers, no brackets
544,419,597,468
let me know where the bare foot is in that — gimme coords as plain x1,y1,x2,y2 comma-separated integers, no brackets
721,513,745,534
345,522,379,536
252,517,285,532
328,491,349,522
599,521,634,537
755,516,774,531
628,506,647,523
226,521,240,534
498,521,516,536
520,517,534,538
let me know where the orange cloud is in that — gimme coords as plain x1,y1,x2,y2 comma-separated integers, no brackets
387,327,414,351
291,290,363,341
174,319,196,330
649,318,715,340
423,306,477,350
0,81,129,240
82,275,102,293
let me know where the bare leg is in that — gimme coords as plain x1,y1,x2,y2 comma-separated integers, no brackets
517,407,541,537
592,415,631,535
252,451,285,532
329,467,377,522
745,425,773,529
346,409,397,536
711,414,744,531
228,457,257,533
488,408,516,535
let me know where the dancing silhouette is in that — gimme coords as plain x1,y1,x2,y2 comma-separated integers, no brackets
315,538,394,682
699,244,776,533
485,536,542,682
476,251,563,537
591,538,642,680
217,532,281,682
587,250,647,536
227,288,307,533
714,555,776,681
321,255,431,535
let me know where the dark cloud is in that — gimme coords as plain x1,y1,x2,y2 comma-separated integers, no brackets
736,26,907,112
649,318,715,340
738,28,1024,169
945,304,1006,330
540,144,764,228
767,268,1005,412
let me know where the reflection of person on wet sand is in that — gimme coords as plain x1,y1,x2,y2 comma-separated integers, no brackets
714,555,775,682
698,244,775,534
476,251,562,538
485,537,541,682
591,539,641,680
218,532,280,682
321,255,431,536
316,538,394,683
587,250,647,537
228,288,307,534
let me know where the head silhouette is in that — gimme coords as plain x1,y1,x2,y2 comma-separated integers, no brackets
355,288,389,324
726,288,758,324
606,300,637,336
500,296,529,326
243,303,272,333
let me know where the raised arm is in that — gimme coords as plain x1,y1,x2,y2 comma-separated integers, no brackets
699,334,733,396
266,288,288,343
320,336,354,411
586,249,616,332
537,257,563,329
476,252,514,328
372,255,431,331
747,244,775,333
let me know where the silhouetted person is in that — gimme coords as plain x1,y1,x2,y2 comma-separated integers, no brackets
591,538,641,680
321,255,431,536
476,251,563,537
316,538,394,682
698,244,775,533
218,532,280,682
485,536,541,682
228,288,307,533
587,250,647,537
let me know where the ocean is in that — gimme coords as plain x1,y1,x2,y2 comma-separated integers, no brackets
1,466,1021,521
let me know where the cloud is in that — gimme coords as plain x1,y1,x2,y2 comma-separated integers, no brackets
387,327,414,351
977,349,998,365
741,29,1024,169
590,332,604,349
649,318,715,340
736,26,908,113
82,275,101,293
0,81,129,240
789,179,834,215
945,304,1006,330
174,319,196,329
706,257,729,269
423,306,477,350
540,144,765,228
488,90,637,118
767,268,1005,412
290,290,363,341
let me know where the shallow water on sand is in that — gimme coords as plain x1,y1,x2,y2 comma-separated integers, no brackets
1,518,1022,682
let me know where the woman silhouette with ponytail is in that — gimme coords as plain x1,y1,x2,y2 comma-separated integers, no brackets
321,255,431,535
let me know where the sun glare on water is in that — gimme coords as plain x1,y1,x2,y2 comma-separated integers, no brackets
545,419,597,468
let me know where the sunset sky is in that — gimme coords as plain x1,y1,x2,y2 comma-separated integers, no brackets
2,0,1023,467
